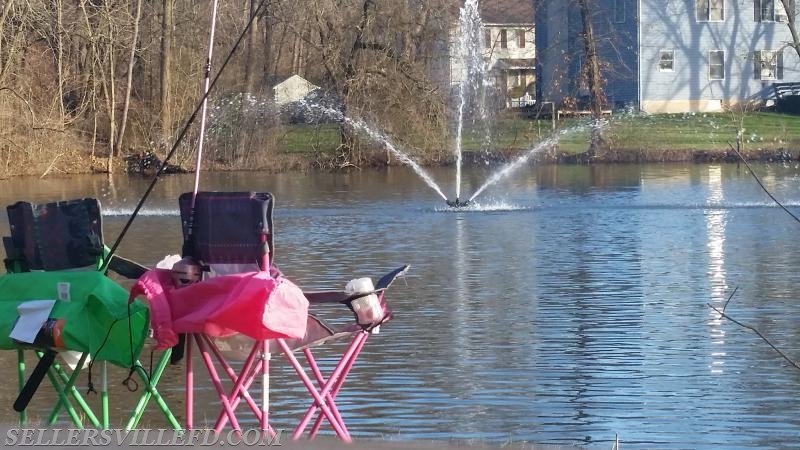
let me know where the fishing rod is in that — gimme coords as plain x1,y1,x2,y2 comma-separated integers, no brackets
100,0,269,274
192,0,220,207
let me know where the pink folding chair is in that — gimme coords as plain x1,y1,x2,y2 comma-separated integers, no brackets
129,191,408,441
276,265,408,441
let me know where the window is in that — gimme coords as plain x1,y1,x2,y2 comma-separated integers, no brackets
709,50,724,79
518,30,526,48
614,0,625,22
513,71,523,87
754,49,784,80
697,0,724,21
659,50,675,72
755,0,791,22
500,29,507,49
484,29,491,48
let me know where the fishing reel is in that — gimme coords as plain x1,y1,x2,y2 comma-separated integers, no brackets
171,257,203,287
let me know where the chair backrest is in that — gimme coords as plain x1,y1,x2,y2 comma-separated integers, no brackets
178,192,274,270
4,198,104,272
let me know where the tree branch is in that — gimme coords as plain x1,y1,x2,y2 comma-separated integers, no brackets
729,143,800,225
708,302,800,371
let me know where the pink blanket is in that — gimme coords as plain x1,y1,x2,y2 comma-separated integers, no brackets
129,269,308,349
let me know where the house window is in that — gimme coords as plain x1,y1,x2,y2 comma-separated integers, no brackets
697,0,724,21
754,49,784,80
755,0,791,22
518,30,526,48
709,50,725,79
659,50,675,72
500,29,507,49
484,29,491,48
614,0,625,22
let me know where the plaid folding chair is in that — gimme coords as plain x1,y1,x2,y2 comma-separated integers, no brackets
173,192,408,442
0,198,180,430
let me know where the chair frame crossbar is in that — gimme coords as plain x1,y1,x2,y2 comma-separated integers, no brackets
278,332,370,442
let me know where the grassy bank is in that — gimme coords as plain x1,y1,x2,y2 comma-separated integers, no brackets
276,111,800,163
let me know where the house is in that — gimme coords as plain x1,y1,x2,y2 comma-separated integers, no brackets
272,74,319,106
535,0,800,113
448,0,537,108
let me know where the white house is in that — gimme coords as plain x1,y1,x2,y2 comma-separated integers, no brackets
449,0,537,108
273,75,319,106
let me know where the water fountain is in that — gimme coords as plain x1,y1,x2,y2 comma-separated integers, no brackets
295,0,604,210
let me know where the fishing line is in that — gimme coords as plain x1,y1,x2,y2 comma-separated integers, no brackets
100,0,270,274
729,143,800,224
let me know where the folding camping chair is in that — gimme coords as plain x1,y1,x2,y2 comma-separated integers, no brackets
177,191,284,436
168,192,407,442
1,198,180,430
272,265,407,441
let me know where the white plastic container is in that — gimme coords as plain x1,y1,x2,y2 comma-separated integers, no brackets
345,277,383,330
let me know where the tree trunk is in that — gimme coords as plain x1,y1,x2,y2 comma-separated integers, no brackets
55,0,65,120
104,2,116,174
116,0,144,154
244,0,259,94
781,0,800,59
159,0,174,157
578,0,604,158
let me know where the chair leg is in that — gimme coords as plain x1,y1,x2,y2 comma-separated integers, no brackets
45,352,100,428
277,338,355,442
260,341,270,434
194,335,244,431
102,362,109,429
186,334,194,430
126,349,182,430
307,332,370,438
17,350,27,425
44,369,84,428
206,336,270,433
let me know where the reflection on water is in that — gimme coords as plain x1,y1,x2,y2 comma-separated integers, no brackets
1,164,800,449
705,166,728,375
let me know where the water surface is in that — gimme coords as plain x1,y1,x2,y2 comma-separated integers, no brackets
1,163,800,449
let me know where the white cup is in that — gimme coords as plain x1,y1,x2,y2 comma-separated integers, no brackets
346,277,383,327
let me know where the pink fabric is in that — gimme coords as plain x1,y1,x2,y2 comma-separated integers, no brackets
129,269,308,350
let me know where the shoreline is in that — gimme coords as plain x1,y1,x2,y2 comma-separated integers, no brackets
3,146,799,181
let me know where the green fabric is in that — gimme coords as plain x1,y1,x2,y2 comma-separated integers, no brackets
0,271,148,367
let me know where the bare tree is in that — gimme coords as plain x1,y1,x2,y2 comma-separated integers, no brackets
244,0,261,94
116,0,144,155
577,0,605,157
160,0,174,157
781,0,800,59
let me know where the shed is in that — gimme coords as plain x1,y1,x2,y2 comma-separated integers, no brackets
273,75,319,106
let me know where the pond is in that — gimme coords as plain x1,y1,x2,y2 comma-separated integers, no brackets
0,163,799,449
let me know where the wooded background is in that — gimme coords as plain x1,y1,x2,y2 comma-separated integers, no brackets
0,0,460,177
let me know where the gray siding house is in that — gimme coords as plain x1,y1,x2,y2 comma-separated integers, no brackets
536,0,800,113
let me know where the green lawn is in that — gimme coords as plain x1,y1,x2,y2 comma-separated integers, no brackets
277,111,800,158
278,124,341,154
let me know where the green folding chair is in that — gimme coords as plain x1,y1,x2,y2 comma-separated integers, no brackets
1,198,180,430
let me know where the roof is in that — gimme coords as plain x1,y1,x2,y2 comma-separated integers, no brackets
479,0,535,25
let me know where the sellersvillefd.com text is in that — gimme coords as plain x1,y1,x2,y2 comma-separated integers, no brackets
4,428,284,446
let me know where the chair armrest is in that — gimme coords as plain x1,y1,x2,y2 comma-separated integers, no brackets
107,255,149,279
303,291,353,304
302,265,410,305
374,265,410,290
